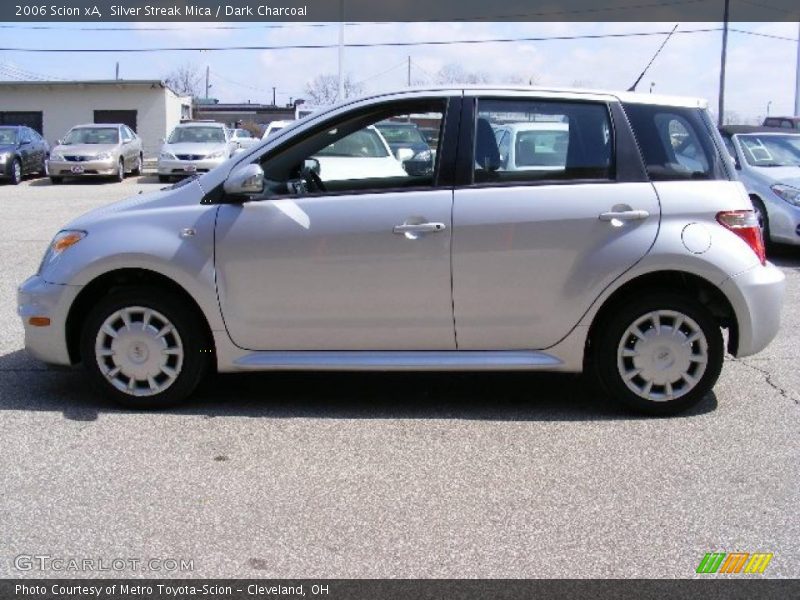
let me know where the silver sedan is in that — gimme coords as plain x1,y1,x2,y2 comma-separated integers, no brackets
47,124,143,184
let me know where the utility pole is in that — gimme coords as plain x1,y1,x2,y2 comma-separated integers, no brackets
115,62,119,80
272,87,276,106
205,65,210,100
337,0,345,102
407,56,411,87
795,21,800,115
717,0,730,126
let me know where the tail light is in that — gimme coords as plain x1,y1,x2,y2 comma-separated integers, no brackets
716,210,766,265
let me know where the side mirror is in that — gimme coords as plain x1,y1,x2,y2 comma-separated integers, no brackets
303,158,321,175
395,148,414,162
223,163,265,196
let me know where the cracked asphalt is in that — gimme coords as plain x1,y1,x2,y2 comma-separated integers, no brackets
1,176,798,579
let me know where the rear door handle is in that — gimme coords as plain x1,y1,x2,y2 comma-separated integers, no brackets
393,222,447,235
598,210,650,222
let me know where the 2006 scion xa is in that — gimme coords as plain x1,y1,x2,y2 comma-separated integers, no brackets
18,88,786,415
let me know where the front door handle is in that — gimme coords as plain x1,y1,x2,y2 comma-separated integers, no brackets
598,209,650,222
393,222,447,235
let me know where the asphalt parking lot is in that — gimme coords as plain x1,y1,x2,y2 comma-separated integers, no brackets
0,173,798,579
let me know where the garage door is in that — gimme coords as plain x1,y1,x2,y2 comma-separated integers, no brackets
94,110,137,132
0,111,43,133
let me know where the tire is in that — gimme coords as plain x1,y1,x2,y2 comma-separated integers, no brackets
10,159,22,185
591,293,724,416
158,175,170,184
750,196,771,247
131,153,142,176
115,158,125,182
80,286,212,409
49,176,64,184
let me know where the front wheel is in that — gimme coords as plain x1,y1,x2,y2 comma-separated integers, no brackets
10,159,22,185
115,158,125,182
80,287,211,409
592,293,724,415
750,196,770,246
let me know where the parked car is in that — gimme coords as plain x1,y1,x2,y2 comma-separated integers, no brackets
157,122,236,183
763,116,800,130
719,125,800,246
312,125,408,182
375,121,434,176
230,128,260,151
0,125,49,185
18,87,785,415
492,122,570,171
47,124,142,184
262,120,292,139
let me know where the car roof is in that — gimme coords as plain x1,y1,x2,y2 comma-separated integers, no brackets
71,123,123,129
720,125,797,136
177,121,225,128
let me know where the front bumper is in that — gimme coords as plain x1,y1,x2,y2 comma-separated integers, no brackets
157,157,225,176
17,275,82,366
721,262,786,357
47,158,118,177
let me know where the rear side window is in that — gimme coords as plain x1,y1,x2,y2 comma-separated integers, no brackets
473,99,614,184
623,103,728,181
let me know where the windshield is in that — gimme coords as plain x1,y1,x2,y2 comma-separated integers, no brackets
515,130,570,168
376,124,426,145
315,129,389,158
0,128,17,144
168,126,226,144
738,134,800,167
63,127,119,145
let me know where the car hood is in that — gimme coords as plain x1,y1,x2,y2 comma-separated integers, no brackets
65,179,206,230
162,142,228,155
55,143,119,155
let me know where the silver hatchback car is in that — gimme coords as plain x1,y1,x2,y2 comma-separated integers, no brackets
18,88,786,415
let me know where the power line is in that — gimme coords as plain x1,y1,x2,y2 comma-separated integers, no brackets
0,27,725,53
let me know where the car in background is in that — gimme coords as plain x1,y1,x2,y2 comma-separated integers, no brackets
47,124,142,184
262,120,292,139
157,122,236,183
492,122,570,172
720,125,800,247
375,121,434,176
312,125,408,182
0,125,49,185
763,116,800,131
230,128,260,151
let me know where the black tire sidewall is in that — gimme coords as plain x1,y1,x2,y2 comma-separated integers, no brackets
751,197,770,245
79,287,211,409
593,293,724,415
11,159,22,185
116,159,124,182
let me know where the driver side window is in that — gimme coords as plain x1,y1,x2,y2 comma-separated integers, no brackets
259,100,445,197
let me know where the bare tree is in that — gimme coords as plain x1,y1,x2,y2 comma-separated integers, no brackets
435,63,490,85
304,74,365,105
165,63,203,98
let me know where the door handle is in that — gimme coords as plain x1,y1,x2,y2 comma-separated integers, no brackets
393,222,447,235
598,210,649,222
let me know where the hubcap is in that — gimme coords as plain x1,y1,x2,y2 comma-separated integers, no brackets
94,306,183,397
13,162,21,180
617,310,708,402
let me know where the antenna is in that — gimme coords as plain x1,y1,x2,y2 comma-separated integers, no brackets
628,24,679,92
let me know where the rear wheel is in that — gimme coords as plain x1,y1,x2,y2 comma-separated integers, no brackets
131,153,142,176
592,293,723,415
80,287,211,409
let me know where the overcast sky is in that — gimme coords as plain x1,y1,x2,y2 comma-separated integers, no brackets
0,21,797,122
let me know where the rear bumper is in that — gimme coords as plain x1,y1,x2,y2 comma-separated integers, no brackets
722,263,786,357
17,275,81,366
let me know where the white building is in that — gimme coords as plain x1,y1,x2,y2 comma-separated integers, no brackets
0,80,192,157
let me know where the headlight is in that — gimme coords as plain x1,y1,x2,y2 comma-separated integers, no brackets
38,230,87,273
95,151,113,161
0,152,10,163
771,184,800,207
206,149,226,159
412,149,432,162
159,150,176,160
49,152,64,161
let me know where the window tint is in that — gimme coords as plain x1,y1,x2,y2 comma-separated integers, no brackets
623,103,724,181
473,99,613,184
259,100,445,196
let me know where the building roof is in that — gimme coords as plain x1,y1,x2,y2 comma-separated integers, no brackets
0,79,185,97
